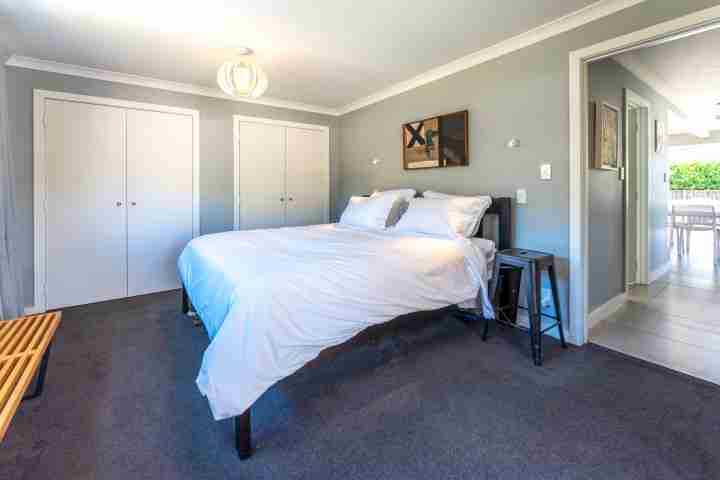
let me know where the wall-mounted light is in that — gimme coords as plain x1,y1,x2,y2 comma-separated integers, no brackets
506,138,520,149
370,157,382,165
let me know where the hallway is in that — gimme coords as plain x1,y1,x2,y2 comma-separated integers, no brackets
591,231,720,385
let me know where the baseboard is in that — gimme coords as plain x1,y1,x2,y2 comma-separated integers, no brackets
511,310,580,345
648,261,672,284
587,292,628,331
23,305,46,315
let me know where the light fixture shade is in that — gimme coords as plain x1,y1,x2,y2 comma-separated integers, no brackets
217,50,268,98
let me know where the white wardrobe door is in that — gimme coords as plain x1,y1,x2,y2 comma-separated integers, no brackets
238,122,287,230
126,109,194,296
45,99,127,309
285,127,328,227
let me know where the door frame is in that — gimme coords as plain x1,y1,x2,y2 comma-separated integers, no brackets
623,88,651,287
232,115,330,230
568,6,720,345
32,89,200,314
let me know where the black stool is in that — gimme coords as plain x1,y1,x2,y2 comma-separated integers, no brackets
488,249,567,365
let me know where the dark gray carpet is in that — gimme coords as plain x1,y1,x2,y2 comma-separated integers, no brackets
2,291,719,480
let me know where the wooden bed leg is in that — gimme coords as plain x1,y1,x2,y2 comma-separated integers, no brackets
235,408,253,460
181,287,202,327
181,287,190,314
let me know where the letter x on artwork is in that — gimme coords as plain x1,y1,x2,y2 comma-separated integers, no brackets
405,122,425,147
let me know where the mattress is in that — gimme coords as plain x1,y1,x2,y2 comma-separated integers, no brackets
177,223,495,420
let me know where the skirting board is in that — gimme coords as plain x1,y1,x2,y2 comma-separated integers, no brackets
511,310,573,344
23,306,45,315
587,292,628,331
648,261,672,284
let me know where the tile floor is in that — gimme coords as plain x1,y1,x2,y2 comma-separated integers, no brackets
590,230,720,385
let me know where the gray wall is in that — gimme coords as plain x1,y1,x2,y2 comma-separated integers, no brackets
6,67,338,307
587,58,678,310
336,0,720,324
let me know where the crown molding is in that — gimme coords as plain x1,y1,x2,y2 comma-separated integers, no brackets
337,0,647,115
614,55,710,137
5,55,340,116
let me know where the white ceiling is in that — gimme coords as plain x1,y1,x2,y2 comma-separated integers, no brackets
614,26,720,136
0,0,600,110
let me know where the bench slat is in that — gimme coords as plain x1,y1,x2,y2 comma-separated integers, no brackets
0,356,29,413
0,312,61,441
3,316,40,358
0,319,28,357
27,315,52,352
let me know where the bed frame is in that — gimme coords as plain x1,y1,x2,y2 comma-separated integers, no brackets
181,196,512,460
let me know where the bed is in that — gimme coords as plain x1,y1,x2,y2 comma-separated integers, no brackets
178,196,511,459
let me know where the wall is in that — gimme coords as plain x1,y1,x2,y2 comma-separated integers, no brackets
6,67,338,307
587,58,679,310
337,0,720,326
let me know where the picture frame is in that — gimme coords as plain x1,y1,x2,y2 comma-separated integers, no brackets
588,101,596,168
593,101,620,171
655,119,666,153
402,110,468,170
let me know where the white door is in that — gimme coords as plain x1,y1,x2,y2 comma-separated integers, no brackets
45,99,127,309
626,107,639,285
126,109,194,296
285,127,329,227
238,122,287,229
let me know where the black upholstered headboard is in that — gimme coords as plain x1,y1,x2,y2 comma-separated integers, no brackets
478,197,512,251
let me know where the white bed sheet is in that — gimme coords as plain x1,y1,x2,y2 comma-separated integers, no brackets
177,224,495,420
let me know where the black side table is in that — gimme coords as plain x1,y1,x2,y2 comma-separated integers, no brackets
489,249,567,365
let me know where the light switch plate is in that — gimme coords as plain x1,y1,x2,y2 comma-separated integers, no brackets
540,163,552,180
516,188,527,204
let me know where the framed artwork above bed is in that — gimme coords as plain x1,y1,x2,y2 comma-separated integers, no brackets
402,110,469,170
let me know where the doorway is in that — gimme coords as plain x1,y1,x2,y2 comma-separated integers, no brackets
624,89,650,287
574,15,720,385
568,6,720,346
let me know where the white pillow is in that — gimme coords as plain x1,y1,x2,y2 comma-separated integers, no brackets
371,189,416,202
339,195,398,229
371,189,416,226
422,191,492,236
393,197,491,238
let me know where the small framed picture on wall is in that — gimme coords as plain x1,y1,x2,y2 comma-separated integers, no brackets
593,101,620,171
655,119,666,153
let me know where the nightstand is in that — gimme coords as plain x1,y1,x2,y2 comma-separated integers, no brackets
489,249,567,365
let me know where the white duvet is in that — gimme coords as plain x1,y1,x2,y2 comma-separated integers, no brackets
177,224,494,420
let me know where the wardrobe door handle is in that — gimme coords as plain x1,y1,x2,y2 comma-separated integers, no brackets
280,197,285,202
288,197,294,202
131,202,137,206
116,201,122,207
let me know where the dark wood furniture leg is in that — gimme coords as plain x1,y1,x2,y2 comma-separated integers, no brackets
235,408,253,460
182,287,190,314
485,259,502,341
548,264,567,349
181,286,202,326
530,263,544,365
525,263,540,365
23,342,53,401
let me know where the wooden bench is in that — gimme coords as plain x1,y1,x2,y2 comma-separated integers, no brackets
0,312,61,441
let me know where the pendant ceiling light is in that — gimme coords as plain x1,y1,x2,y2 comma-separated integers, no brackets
217,48,268,99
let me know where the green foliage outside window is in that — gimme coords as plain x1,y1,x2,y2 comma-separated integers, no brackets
670,162,720,190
